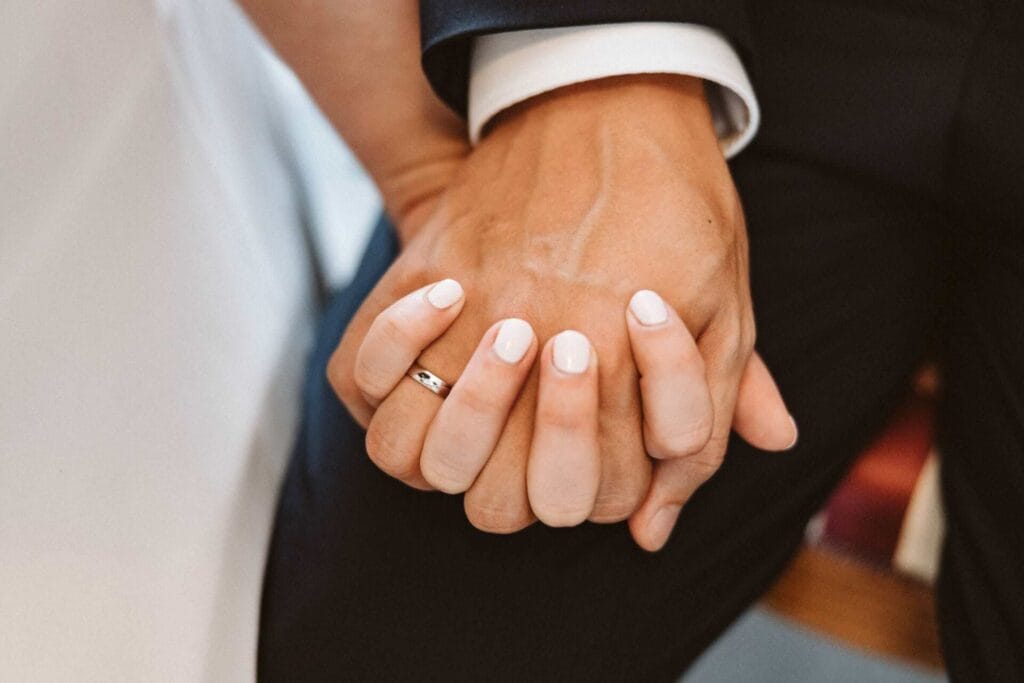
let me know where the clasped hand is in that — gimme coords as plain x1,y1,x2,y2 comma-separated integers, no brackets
329,75,797,551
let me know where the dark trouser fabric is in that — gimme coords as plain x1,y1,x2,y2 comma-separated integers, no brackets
259,3,1023,681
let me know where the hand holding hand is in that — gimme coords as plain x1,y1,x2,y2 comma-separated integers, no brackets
341,275,795,549
244,0,796,551
331,74,796,548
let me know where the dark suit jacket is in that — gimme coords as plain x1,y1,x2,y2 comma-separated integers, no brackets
416,1,1007,200
419,1,750,116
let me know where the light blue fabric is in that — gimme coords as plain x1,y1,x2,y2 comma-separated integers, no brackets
684,610,946,683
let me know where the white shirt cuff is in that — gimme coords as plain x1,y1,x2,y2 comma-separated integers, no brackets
469,22,760,159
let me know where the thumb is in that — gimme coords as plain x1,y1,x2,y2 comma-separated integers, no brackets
732,352,798,451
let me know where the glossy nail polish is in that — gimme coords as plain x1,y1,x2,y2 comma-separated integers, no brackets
492,318,533,364
552,330,591,374
426,279,463,309
629,289,668,326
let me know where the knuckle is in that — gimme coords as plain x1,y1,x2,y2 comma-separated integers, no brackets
650,415,714,459
721,311,756,356
533,499,590,528
464,499,531,534
535,402,590,431
686,458,723,485
590,489,645,523
364,423,418,479
734,325,756,367
719,327,745,362
376,314,417,351
687,442,729,479
590,459,650,523
690,242,730,284
420,450,473,494
353,353,393,399
451,381,500,417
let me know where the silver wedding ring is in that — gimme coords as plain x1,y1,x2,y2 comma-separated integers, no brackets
408,364,452,398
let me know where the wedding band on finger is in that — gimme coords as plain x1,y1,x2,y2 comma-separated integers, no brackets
408,364,452,398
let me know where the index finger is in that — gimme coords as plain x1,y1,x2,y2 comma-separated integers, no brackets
353,278,466,406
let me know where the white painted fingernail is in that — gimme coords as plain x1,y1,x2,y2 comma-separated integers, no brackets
552,330,591,374
426,279,463,309
492,318,533,364
629,289,668,326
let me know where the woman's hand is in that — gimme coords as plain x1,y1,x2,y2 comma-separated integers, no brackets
346,282,795,545
241,0,796,543
331,75,797,540
349,279,602,526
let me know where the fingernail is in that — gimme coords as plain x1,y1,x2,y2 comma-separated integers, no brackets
492,318,533,364
552,330,591,374
785,416,799,450
426,279,463,309
629,290,668,326
648,504,682,549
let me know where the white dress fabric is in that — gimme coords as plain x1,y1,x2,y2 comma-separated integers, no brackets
0,1,369,679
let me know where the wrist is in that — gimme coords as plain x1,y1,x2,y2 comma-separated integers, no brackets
377,145,465,245
483,74,722,163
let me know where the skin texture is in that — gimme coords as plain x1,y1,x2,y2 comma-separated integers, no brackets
330,74,794,544
349,274,794,549
240,0,796,550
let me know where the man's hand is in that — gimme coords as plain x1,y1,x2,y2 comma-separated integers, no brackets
243,0,793,548
330,74,795,543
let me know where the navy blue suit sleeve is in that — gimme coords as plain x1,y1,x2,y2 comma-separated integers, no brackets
419,1,752,116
